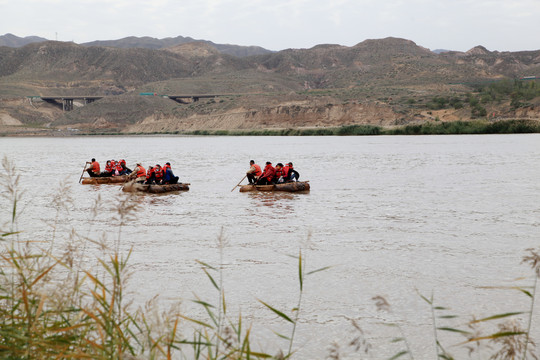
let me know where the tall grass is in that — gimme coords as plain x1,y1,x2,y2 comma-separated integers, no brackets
0,157,268,359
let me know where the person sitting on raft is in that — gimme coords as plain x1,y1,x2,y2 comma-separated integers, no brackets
279,162,290,183
246,160,262,184
275,163,286,183
152,164,164,185
86,158,100,177
129,163,146,182
101,160,114,177
162,162,179,184
117,159,131,175
145,166,155,184
287,162,300,182
256,162,276,185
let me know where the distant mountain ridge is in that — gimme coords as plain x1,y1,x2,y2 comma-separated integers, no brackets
1,37,539,89
0,33,272,57
0,33,49,47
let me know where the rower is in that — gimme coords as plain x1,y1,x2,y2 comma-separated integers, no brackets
246,160,262,184
86,158,100,177
130,163,146,182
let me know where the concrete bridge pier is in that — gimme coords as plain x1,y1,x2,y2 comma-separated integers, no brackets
63,98,74,111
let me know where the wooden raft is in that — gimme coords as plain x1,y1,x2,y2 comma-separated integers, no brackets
239,181,310,193
122,181,190,193
81,175,130,185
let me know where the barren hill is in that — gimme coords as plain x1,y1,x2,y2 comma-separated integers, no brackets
1,37,539,135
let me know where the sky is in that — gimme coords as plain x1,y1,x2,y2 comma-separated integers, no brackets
2,0,540,52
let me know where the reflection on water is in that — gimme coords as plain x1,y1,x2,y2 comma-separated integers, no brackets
0,135,539,359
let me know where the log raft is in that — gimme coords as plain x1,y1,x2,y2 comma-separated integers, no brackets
238,181,310,193
81,175,130,185
122,181,190,194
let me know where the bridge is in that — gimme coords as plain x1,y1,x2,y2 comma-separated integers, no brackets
140,93,223,104
28,93,225,111
29,96,104,111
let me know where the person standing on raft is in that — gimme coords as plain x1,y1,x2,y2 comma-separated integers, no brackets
246,160,262,184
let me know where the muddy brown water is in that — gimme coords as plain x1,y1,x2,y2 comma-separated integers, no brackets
1,135,539,358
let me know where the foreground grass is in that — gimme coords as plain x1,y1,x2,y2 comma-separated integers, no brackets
1,157,539,359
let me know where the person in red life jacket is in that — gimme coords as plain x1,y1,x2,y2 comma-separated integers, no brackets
256,161,276,185
281,163,290,182
108,160,117,176
246,160,262,184
154,164,164,184
162,162,179,184
129,163,146,181
274,163,283,179
86,158,100,177
102,160,114,177
118,159,131,175
287,162,300,182
275,163,287,183
114,160,124,176
145,166,155,184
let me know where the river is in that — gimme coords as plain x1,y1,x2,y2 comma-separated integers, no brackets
1,134,539,358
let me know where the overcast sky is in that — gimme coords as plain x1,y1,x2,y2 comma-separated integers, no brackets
2,0,540,52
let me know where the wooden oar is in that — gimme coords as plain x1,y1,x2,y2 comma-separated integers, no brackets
78,162,89,183
231,174,247,192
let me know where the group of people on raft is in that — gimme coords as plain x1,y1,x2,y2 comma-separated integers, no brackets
85,158,179,185
86,158,300,187
85,158,132,177
246,160,300,185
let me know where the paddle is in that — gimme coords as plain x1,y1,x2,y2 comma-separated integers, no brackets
78,162,89,183
231,174,247,192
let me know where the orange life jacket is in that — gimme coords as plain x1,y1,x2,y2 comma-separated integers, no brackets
253,163,262,176
136,165,146,178
90,161,100,173
163,164,171,172
154,168,164,180
146,168,154,180
105,162,113,172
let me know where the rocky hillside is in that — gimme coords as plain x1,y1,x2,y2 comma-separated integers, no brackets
0,33,272,57
1,37,539,135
